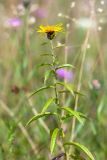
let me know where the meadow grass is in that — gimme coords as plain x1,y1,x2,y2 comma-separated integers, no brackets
0,0,107,160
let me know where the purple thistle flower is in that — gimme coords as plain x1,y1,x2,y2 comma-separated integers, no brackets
5,18,22,28
56,69,74,82
35,8,47,19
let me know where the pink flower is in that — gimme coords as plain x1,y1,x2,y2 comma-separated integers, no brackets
5,18,22,28
56,69,73,82
35,8,47,19
92,80,101,89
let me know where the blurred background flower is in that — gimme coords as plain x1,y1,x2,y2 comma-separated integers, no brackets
0,0,107,160
56,69,74,82
92,79,101,89
76,18,96,29
35,7,47,19
4,17,22,28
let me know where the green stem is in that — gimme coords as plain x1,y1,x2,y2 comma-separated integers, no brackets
50,40,67,158
50,40,59,105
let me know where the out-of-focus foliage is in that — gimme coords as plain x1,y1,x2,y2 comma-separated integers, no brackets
0,0,107,160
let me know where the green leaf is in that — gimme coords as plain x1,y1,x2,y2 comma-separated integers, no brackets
42,98,55,113
65,83,75,97
61,114,72,121
60,128,65,138
40,53,53,57
56,64,74,70
28,85,54,98
90,122,97,135
74,91,85,96
44,70,55,84
44,70,51,84
56,82,74,96
58,90,84,97
60,107,83,123
26,112,56,126
78,112,88,120
41,42,48,45
38,63,52,67
50,128,59,154
64,142,95,160
97,97,104,119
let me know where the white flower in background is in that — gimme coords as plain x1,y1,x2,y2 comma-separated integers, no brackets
58,13,62,17
100,1,105,5
98,26,102,31
97,8,103,13
28,16,36,25
70,2,76,8
76,18,96,29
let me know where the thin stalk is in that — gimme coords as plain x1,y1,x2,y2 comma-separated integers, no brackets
89,5,106,87
70,0,94,143
67,30,90,160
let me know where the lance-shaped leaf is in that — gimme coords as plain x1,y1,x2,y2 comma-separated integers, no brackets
58,90,85,97
38,63,52,67
78,112,88,120
97,97,105,119
42,98,55,113
44,70,51,84
74,91,85,96
59,107,83,123
60,128,65,138
64,142,95,160
44,70,55,84
50,128,59,154
28,85,54,98
56,64,74,70
40,53,53,57
56,82,74,96
41,42,48,45
26,112,56,126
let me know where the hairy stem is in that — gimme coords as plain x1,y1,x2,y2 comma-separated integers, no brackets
50,40,59,105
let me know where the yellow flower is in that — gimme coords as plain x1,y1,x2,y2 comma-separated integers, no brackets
37,24,63,40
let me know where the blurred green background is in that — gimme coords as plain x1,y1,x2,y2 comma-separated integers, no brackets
0,0,107,159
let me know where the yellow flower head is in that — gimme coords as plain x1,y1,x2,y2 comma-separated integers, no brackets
37,24,63,40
